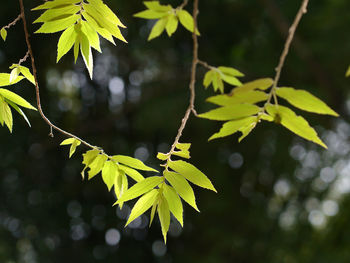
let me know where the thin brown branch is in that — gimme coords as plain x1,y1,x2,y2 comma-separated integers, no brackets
270,0,309,94
3,14,22,30
197,59,213,70
178,0,189,10
18,0,98,150
166,0,199,158
17,50,30,65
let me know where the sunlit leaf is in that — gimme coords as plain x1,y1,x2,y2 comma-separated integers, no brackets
164,170,198,211
163,184,183,226
266,104,327,148
102,160,119,191
207,91,268,106
57,25,77,62
165,14,178,37
0,89,36,110
88,154,108,179
112,155,158,172
158,194,170,243
119,164,145,182
198,104,260,121
148,17,167,41
276,87,338,116
234,78,273,94
177,9,200,35
125,189,159,226
114,176,163,204
1,28,7,41
35,14,79,33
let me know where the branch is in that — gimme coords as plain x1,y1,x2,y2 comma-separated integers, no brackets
272,0,309,91
18,0,98,150
2,14,22,30
178,0,189,10
166,0,199,157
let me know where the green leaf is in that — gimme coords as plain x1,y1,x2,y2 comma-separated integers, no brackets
88,154,108,179
148,17,167,41
80,32,94,79
149,201,158,227
32,0,81,10
134,9,167,19
18,66,35,85
172,150,190,159
125,189,159,226
57,25,77,62
69,139,81,158
0,99,12,132
60,138,75,145
87,0,126,28
144,1,172,12
234,78,273,94
175,143,191,151
163,184,183,226
33,4,80,23
1,28,7,41
0,73,23,87
81,21,101,52
220,73,242,87
112,155,158,172
177,9,200,35
266,104,327,148
81,149,100,179
0,89,36,110
35,14,80,33
209,116,257,141
165,14,179,37
198,104,260,121
207,91,268,106
102,160,119,191
9,68,20,84
119,164,145,182
164,170,198,211
114,176,163,204
168,160,216,192
217,66,244,77
6,100,31,127
276,87,338,116
157,152,168,161
158,194,170,243
81,11,115,45
203,70,214,88
114,170,128,203
83,3,127,43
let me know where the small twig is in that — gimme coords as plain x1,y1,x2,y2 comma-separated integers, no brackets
178,0,189,10
166,0,199,158
2,14,22,30
18,0,98,150
17,50,30,65
197,59,214,70
267,0,309,105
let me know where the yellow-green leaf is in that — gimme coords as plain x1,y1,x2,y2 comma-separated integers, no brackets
102,160,119,191
6,100,31,127
125,189,159,226
144,1,172,12
209,116,257,141
168,160,216,192
32,0,81,10
119,164,145,182
234,78,273,94
346,66,350,77
175,143,191,151
134,9,167,19
35,14,79,33
165,14,178,37
163,184,183,226
0,89,36,110
266,104,327,148
88,154,108,179
207,91,268,106
114,176,163,204
198,104,260,121
276,87,338,116
158,194,170,243
57,25,77,62
177,9,200,35
33,4,80,23
164,170,198,211
217,66,244,77
1,28,7,41
0,99,12,132
112,155,158,172
0,73,23,87
148,17,167,41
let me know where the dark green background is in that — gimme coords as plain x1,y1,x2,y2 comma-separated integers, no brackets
1,0,350,262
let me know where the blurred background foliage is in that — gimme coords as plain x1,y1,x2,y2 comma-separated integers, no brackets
1,0,350,262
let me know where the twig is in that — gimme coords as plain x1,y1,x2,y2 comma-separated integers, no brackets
178,0,189,10
17,50,30,65
267,0,309,104
165,0,199,158
2,14,22,30
18,0,98,150
197,59,213,70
